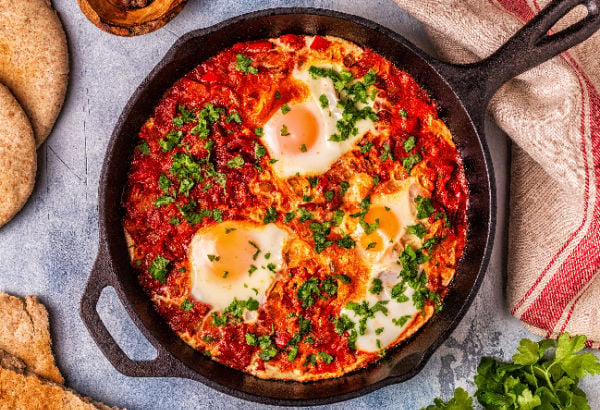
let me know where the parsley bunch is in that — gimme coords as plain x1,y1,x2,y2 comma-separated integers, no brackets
425,333,600,409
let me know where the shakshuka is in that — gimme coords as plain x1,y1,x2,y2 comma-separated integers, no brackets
123,35,468,381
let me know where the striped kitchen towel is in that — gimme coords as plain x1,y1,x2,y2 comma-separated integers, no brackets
393,0,600,346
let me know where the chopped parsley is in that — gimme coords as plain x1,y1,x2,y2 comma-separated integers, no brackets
392,315,412,327
304,354,317,367
324,190,334,202
158,173,172,194
402,153,422,173
321,276,338,297
297,276,321,308
225,112,242,124
332,314,355,335
391,281,409,303
336,234,355,249
159,130,184,152
319,94,329,108
406,223,427,239
180,299,194,312
211,312,229,327
245,332,258,346
172,105,196,127
308,66,379,142
248,240,260,260
398,109,408,118
190,103,225,138
284,210,296,223
331,209,344,226
369,278,383,295
345,300,389,335
254,141,266,159
168,217,180,225
296,275,341,308
234,53,258,75
207,254,220,262
263,207,277,224
300,144,307,152
274,91,281,100
403,136,416,153
318,351,334,364
340,181,350,196
258,335,278,361
415,195,435,219
308,221,333,253
379,143,393,162
136,141,150,155
155,195,174,208
281,104,291,114
423,236,442,252
223,297,259,320
280,124,290,136
435,211,451,228
227,154,245,168
298,208,315,222
254,127,264,137
333,274,352,284
287,345,299,362
178,178,195,196
360,141,374,154
149,255,170,284
177,200,222,225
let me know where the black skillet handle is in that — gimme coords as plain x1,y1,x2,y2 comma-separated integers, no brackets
432,0,600,115
80,247,185,377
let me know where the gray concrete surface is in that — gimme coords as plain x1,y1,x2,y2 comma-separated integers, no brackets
0,0,597,408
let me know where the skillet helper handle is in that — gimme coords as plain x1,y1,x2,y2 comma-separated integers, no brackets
435,0,600,109
80,248,177,377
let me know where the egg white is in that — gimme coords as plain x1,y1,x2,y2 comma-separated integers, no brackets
340,271,418,352
188,221,288,315
262,65,379,178
339,178,431,352
348,177,426,276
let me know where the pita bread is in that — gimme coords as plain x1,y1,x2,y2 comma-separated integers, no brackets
0,84,37,228
0,0,69,146
0,349,116,410
0,291,63,384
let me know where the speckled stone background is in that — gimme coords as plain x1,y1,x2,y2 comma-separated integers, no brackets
0,0,598,408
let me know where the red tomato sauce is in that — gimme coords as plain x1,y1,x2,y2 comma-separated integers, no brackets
123,35,468,380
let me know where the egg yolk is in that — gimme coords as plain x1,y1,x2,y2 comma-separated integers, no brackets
276,105,320,154
207,226,256,280
360,206,400,252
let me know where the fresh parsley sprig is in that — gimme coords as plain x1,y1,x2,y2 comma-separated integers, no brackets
424,333,600,410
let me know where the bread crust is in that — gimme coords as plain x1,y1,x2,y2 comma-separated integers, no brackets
0,0,69,146
0,291,63,383
0,349,115,410
0,85,36,228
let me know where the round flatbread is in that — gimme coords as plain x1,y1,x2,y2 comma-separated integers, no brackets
0,0,69,146
0,84,36,228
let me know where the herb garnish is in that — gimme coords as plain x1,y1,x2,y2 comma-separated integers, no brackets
149,255,170,284
424,333,600,410
172,105,196,127
234,53,258,75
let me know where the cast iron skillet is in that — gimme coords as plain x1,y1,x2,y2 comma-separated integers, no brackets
80,0,600,405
